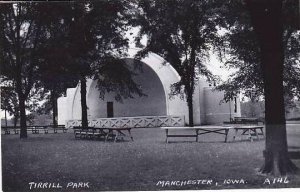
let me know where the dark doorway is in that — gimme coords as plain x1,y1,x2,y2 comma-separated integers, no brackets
107,102,114,118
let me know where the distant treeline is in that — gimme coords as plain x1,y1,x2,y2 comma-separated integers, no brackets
241,100,300,120
1,113,52,127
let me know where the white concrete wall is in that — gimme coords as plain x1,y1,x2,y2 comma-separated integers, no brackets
57,97,67,125
199,79,207,124
57,88,76,125
86,60,167,118
132,52,188,122
71,79,94,120
192,80,201,125
57,49,241,126
62,51,188,124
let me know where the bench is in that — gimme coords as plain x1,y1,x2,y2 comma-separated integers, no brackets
73,126,108,140
235,117,260,124
73,126,83,139
233,125,264,142
161,126,234,143
53,125,67,133
72,126,133,142
1,126,20,134
2,125,57,134
27,126,49,134
105,127,134,142
78,127,95,139
2,126,47,134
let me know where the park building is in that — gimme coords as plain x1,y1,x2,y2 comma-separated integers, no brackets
57,49,241,128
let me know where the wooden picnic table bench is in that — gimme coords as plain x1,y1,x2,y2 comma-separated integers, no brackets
2,126,48,134
1,126,20,134
73,126,83,139
232,125,264,142
105,127,134,142
73,126,93,139
224,117,264,125
73,126,133,142
53,125,67,133
27,126,49,134
161,126,234,143
234,117,260,124
73,126,108,140
2,125,69,134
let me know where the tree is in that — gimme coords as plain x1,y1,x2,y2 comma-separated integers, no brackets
133,0,220,126
216,0,300,102
241,100,265,119
1,86,19,127
216,0,299,175
1,3,49,138
244,0,298,176
37,3,78,127
1,1,144,132
1,83,43,127
67,1,144,127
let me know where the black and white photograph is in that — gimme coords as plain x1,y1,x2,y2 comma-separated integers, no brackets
0,0,300,191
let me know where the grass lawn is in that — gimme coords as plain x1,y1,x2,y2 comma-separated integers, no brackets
1,124,300,191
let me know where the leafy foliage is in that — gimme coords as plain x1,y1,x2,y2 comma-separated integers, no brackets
86,0,145,101
1,3,47,97
216,0,300,101
133,0,222,125
1,86,19,119
0,3,53,136
0,1,144,133
93,57,146,102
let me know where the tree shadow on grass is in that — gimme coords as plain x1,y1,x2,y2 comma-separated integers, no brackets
289,146,300,150
20,137,56,142
288,146,300,159
197,141,230,143
164,141,197,144
166,140,230,144
288,151,300,159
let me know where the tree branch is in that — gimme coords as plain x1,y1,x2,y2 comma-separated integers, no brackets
22,20,34,48
25,22,42,97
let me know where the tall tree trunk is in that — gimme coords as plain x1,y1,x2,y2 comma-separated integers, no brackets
187,92,194,126
15,3,27,138
16,49,27,138
14,114,18,128
187,44,196,127
51,90,58,127
246,0,297,175
80,75,88,128
18,94,27,138
4,109,7,127
229,101,232,121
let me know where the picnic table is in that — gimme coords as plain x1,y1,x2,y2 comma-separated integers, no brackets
2,125,69,134
27,126,49,134
73,126,107,139
53,125,67,133
161,125,234,143
73,126,133,142
1,126,20,134
232,125,264,142
224,117,264,125
161,125,265,143
1,126,48,134
105,127,134,142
